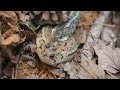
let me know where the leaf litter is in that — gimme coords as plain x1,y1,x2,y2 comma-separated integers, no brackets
0,11,120,79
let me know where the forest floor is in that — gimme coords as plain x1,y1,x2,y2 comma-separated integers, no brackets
0,11,120,79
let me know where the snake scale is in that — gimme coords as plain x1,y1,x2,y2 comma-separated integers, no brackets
53,11,80,41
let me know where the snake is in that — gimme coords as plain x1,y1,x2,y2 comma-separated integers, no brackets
52,11,80,41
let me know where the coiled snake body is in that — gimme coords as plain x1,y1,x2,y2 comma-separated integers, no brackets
53,11,80,41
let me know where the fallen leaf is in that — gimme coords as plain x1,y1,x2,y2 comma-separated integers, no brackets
42,11,49,21
73,27,87,44
33,11,42,15
80,55,105,79
78,11,98,30
86,11,111,42
20,14,29,23
101,26,117,48
49,68,61,76
61,48,105,79
0,11,18,25
62,61,80,79
50,11,58,21
92,40,120,74
1,34,21,46
2,29,17,39
20,30,36,41
62,11,69,21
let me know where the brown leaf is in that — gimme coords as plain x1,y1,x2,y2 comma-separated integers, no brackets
42,11,49,21
16,11,29,23
1,34,21,46
78,11,98,30
49,68,61,76
80,55,105,79
62,61,81,79
7,22,18,30
50,11,58,21
92,40,120,74
0,11,16,19
73,27,87,44
20,30,36,41
33,11,42,15
61,49,105,79
0,11,18,25
2,29,17,39
62,11,69,20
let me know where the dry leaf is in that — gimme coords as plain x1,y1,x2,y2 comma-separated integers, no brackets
62,61,81,79
86,11,111,42
20,14,29,23
80,55,105,79
0,11,18,25
80,12,111,63
17,56,57,79
79,11,98,29
50,11,58,21
61,48,105,79
2,29,17,39
20,30,36,41
92,40,120,74
73,27,87,44
62,56,105,79
16,11,30,23
25,74,39,79
42,11,49,20
0,11,18,34
101,26,117,48
49,68,61,76
81,42,95,60
33,11,42,15
62,11,69,21
1,34,21,45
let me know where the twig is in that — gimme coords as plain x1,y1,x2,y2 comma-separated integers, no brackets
14,54,21,79
12,67,15,79
2,46,15,62
79,62,97,79
77,23,115,28
106,71,118,79
103,24,115,27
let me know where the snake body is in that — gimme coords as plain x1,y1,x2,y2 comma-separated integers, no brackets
53,11,80,41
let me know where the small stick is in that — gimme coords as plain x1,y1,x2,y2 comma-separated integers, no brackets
106,71,118,79
12,67,15,79
77,23,115,28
